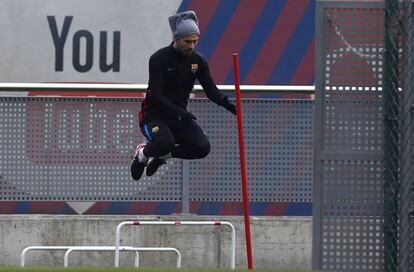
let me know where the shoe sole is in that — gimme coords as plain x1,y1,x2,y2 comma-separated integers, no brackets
131,159,146,180
146,158,166,177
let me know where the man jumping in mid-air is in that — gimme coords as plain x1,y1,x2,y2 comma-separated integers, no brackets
131,10,236,180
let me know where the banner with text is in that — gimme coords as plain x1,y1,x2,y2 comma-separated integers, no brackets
0,0,181,83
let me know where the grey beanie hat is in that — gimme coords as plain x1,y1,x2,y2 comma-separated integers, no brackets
169,11,200,40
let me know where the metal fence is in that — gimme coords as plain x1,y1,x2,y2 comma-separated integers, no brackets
314,1,414,271
0,83,313,215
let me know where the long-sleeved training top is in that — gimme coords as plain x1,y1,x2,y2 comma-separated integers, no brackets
140,43,227,122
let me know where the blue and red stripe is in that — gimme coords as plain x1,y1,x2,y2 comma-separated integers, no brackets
290,39,315,85
83,202,312,216
185,0,239,60
179,0,315,85
83,202,182,215
245,0,310,84
267,0,315,84
0,201,76,214
186,0,221,34
208,0,268,83
0,201,312,215
225,0,286,84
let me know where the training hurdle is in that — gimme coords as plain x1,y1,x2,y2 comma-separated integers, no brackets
64,246,181,268
21,246,140,267
115,220,236,269
21,246,72,267
21,245,181,268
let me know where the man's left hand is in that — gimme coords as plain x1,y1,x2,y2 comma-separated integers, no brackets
222,97,236,115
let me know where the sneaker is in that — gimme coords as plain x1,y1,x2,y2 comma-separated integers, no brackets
146,157,167,176
131,143,147,180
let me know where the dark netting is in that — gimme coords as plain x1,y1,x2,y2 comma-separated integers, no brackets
399,1,414,272
383,0,400,271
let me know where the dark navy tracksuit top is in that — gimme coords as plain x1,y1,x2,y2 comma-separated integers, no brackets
140,44,227,122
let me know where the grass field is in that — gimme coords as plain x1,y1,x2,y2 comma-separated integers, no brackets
0,268,311,272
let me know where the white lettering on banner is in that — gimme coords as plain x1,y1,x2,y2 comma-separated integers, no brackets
47,16,121,73
26,100,140,165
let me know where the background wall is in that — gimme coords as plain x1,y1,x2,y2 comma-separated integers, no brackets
0,215,312,269
0,0,315,85
0,0,315,216
0,2,316,268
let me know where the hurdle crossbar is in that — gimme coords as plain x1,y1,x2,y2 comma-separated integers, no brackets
21,246,72,267
64,246,181,268
115,220,236,269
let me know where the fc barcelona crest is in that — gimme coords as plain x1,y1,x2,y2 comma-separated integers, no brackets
191,63,198,73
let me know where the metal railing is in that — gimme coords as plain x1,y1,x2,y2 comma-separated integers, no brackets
0,82,315,93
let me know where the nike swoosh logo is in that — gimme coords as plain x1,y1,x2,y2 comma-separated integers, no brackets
167,67,176,71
